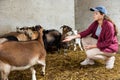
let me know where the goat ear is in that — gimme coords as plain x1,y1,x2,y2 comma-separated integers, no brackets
35,25,42,31
30,26,35,31
60,25,65,29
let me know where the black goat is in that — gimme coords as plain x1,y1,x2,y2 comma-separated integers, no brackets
43,29,61,52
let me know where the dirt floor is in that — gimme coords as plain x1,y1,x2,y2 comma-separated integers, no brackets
4,49,120,80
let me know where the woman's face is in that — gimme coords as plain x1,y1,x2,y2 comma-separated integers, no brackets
93,11,104,21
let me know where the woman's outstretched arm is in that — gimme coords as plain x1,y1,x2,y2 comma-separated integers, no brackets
62,34,81,42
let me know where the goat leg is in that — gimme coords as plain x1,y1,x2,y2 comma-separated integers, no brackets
1,70,9,80
30,67,36,80
37,60,46,76
78,42,83,51
74,44,77,51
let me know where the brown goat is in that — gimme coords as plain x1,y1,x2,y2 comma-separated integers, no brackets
0,31,30,43
25,29,39,40
0,27,46,80
16,25,42,40
0,26,40,43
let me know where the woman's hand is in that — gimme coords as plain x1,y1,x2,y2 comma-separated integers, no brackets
84,45,97,50
62,34,80,42
62,35,75,42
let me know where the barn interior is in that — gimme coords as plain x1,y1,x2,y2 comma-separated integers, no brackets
0,0,120,80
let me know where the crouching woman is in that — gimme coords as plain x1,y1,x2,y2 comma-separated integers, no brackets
63,6,118,69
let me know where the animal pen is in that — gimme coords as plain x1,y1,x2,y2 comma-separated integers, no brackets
0,0,120,80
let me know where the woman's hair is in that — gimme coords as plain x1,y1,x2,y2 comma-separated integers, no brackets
99,12,118,36
104,15,118,36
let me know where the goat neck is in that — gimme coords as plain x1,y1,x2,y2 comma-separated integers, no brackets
37,27,44,48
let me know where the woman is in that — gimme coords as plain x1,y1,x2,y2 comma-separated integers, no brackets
63,6,118,69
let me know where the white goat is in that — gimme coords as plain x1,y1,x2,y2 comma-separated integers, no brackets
0,27,46,80
72,30,83,51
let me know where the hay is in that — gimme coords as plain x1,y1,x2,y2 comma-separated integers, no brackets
3,50,120,80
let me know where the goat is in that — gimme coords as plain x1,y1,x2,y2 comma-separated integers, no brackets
0,27,46,80
0,25,41,44
16,25,42,41
16,26,30,33
43,29,61,52
72,30,83,51
25,29,38,40
60,25,72,54
0,32,30,43
24,25,42,40
0,25,61,52
16,25,40,33
23,25,62,52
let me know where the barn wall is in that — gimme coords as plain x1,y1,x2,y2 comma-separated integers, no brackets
0,0,75,34
0,0,120,52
